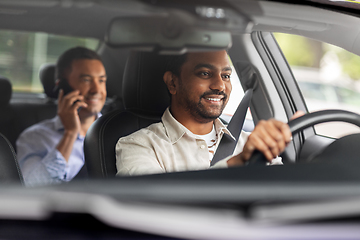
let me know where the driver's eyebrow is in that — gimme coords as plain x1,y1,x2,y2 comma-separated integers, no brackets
194,63,232,73
194,63,215,70
223,66,232,72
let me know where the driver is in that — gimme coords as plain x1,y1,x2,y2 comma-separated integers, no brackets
116,50,301,176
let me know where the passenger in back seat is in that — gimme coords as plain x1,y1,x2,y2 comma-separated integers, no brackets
16,47,107,186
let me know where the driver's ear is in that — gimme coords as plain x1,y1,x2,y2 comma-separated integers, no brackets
163,71,177,95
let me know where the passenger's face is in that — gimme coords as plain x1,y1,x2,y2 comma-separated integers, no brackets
67,59,107,115
174,50,232,122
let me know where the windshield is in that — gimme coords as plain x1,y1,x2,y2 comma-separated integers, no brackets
2,0,360,238
307,0,360,10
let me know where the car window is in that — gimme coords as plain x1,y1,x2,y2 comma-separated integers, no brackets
274,33,360,138
222,63,243,118
0,29,99,93
336,86,360,105
221,58,253,129
297,82,331,102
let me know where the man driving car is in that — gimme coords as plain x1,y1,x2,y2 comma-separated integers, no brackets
116,50,300,176
17,47,107,186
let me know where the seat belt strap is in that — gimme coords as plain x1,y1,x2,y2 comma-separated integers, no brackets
211,89,253,166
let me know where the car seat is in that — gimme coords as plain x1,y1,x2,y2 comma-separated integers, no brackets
84,51,170,178
0,78,24,183
0,132,24,184
0,76,18,149
98,45,130,114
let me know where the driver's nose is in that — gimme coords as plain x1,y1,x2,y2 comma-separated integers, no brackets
210,74,226,92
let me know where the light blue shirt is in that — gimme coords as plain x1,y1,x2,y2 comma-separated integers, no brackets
16,114,100,186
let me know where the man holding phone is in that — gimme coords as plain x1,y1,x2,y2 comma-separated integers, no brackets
17,47,107,186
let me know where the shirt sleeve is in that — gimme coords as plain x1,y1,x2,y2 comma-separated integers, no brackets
16,129,67,187
115,136,166,176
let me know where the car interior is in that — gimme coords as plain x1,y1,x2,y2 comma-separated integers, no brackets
2,0,360,238
0,0,359,182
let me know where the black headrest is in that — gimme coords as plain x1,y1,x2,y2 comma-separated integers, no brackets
122,51,171,118
0,76,12,106
39,63,58,99
98,45,130,99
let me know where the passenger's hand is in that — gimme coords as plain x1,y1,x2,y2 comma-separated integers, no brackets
57,89,88,135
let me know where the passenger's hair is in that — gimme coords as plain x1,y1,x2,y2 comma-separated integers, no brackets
55,46,102,80
164,53,188,77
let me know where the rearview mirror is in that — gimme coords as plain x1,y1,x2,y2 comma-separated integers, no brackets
106,9,251,53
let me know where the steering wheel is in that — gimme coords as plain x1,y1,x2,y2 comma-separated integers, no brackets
246,109,360,165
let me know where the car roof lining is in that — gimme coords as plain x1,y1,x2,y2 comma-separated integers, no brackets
0,0,360,55
248,1,360,55
0,0,152,39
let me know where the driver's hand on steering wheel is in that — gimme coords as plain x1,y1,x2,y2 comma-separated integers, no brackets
227,111,304,167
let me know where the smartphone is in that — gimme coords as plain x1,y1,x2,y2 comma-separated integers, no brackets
54,79,82,111
55,79,74,96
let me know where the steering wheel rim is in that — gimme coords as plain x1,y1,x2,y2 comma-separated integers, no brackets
246,109,360,165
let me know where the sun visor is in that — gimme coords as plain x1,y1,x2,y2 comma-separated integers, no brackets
105,7,252,54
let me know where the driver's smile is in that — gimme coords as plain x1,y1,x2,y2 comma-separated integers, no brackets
200,91,227,117
202,93,226,105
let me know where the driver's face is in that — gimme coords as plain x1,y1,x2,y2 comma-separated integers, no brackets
173,50,232,123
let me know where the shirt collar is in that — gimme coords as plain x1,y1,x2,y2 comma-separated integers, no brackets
54,112,103,131
161,107,235,144
214,116,235,140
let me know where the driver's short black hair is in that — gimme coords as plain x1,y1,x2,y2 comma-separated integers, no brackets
164,53,188,77
55,46,102,80
164,50,229,77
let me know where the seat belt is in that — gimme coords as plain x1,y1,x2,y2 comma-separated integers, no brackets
211,89,253,166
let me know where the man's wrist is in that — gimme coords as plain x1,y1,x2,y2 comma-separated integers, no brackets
227,154,246,167
63,129,78,139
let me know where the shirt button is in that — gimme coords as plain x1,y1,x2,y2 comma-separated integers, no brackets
200,145,206,149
